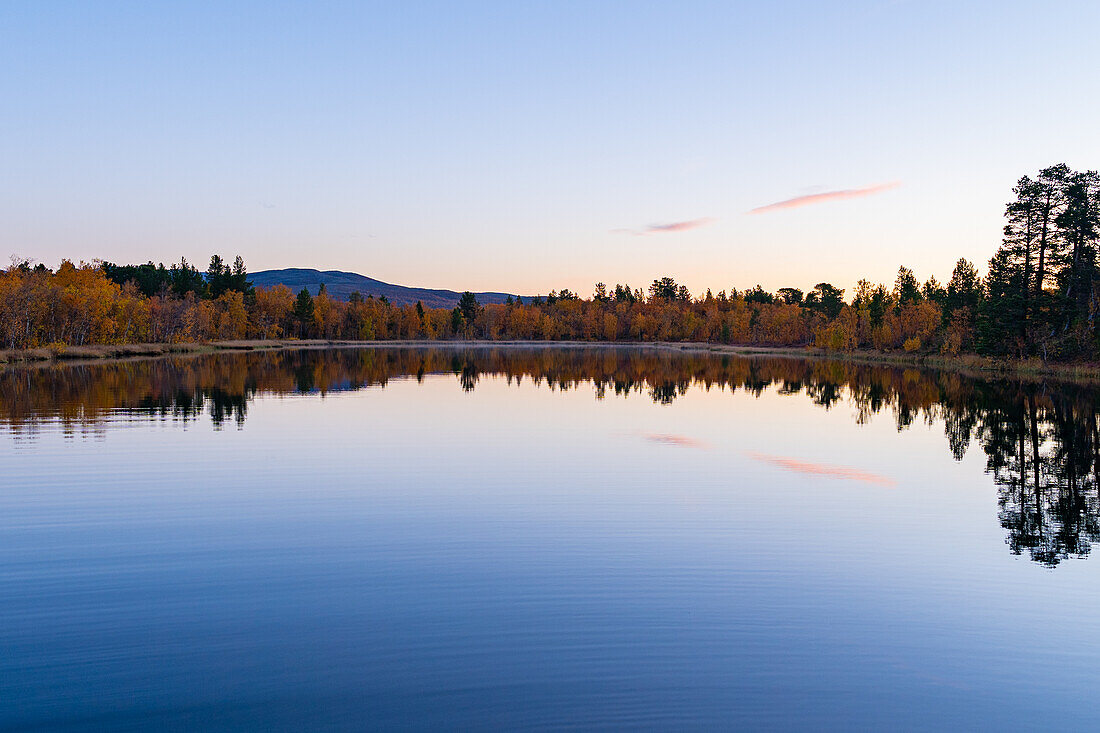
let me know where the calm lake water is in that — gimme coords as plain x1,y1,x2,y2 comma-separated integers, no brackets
2,346,1100,730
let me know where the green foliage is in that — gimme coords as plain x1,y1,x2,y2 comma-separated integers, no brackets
170,258,206,297
743,285,773,304
293,287,315,334
613,284,637,303
868,285,890,327
458,291,480,322
648,277,681,301
977,165,1100,358
894,266,921,306
102,261,173,297
206,255,252,298
777,287,803,305
946,258,981,315
805,283,844,319
978,248,1026,355
105,255,252,299
922,277,946,306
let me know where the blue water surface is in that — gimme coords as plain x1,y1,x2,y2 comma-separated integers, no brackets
1,347,1097,730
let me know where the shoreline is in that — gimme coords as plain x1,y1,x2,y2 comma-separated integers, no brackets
3,339,1100,384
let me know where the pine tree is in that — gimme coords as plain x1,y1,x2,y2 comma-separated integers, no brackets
894,266,922,306
293,287,315,338
458,291,480,322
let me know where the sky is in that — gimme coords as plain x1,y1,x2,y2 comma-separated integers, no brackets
2,1,1098,297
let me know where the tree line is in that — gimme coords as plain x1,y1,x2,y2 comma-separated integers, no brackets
1,163,1096,360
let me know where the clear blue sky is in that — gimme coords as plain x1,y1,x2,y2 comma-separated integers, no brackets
2,1,1097,296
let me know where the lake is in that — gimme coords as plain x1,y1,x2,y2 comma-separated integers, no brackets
2,345,1099,730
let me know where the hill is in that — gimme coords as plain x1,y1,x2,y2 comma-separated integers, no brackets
250,268,522,308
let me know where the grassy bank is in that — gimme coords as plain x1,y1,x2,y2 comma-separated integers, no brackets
3,339,1100,383
0,339,365,364
671,343,1100,383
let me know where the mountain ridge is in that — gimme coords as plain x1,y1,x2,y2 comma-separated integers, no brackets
250,268,523,308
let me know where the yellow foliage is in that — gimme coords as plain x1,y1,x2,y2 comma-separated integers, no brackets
0,265,973,355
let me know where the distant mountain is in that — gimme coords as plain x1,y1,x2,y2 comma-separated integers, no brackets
250,268,523,309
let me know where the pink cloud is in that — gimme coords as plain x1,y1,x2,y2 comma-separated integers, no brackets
641,432,710,449
748,181,900,214
745,451,896,487
646,217,715,233
612,217,715,236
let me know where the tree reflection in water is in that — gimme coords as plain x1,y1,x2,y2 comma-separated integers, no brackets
3,345,1099,566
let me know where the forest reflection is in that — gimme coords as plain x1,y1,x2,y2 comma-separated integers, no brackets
3,345,1099,567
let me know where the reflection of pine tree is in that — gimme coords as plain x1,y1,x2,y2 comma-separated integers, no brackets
984,389,1100,566
943,405,980,462
807,381,842,409
985,393,1051,563
648,380,688,405
459,362,479,392
1047,402,1100,559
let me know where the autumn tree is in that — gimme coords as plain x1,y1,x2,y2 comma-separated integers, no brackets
252,284,294,338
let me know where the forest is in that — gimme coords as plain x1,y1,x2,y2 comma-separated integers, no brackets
1,164,1097,362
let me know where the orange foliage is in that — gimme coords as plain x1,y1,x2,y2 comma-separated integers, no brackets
1,263,969,355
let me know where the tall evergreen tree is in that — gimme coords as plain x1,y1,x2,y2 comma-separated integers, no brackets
805,283,844,318
1055,169,1100,345
894,266,922,306
293,287,315,337
979,248,1027,355
649,277,679,301
458,291,480,322
229,255,252,294
1034,164,1070,303
170,257,205,296
1002,176,1043,345
945,258,981,316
